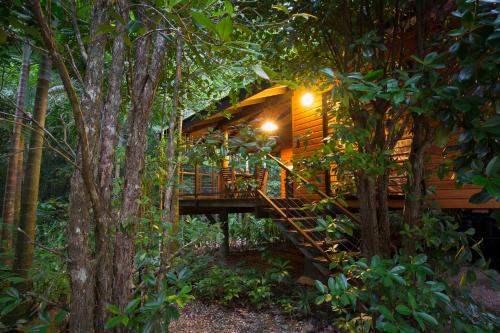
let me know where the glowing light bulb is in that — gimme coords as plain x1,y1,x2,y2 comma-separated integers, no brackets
261,121,278,132
301,92,314,107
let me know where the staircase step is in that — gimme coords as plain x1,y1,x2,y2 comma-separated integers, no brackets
286,228,318,234
290,217,321,221
299,239,347,248
312,251,361,263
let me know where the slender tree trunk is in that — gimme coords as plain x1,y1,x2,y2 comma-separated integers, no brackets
1,42,31,265
114,17,167,315
377,170,391,257
13,56,51,284
94,0,127,329
161,31,183,273
13,136,25,235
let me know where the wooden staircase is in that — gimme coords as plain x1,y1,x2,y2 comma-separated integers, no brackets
258,154,361,276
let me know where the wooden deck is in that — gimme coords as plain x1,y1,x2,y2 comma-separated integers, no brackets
179,196,265,215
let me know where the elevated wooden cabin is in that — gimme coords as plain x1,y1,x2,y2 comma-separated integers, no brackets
182,84,499,210
180,84,499,276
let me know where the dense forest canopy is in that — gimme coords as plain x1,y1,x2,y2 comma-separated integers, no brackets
0,0,499,332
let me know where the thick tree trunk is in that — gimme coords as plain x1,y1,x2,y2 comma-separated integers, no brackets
68,1,109,331
403,115,433,252
1,42,30,264
357,173,381,258
94,1,127,329
13,55,51,285
114,20,167,315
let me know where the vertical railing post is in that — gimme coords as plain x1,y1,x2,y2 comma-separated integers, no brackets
194,163,198,199
211,163,215,196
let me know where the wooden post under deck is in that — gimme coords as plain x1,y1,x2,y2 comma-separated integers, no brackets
219,209,229,258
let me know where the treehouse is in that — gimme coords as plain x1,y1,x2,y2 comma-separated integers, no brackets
179,84,499,276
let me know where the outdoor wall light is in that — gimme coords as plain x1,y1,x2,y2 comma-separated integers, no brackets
300,92,314,107
261,121,278,132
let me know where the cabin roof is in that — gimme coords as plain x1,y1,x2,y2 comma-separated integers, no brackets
183,82,290,133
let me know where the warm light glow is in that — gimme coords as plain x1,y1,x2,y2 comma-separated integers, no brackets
261,121,278,132
301,92,314,107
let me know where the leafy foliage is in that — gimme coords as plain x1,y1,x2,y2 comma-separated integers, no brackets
315,212,500,332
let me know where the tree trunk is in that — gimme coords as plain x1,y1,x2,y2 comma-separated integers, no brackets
161,31,183,273
1,42,30,265
357,173,381,258
377,170,391,257
35,0,109,329
114,18,167,315
403,115,433,253
13,136,25,237
94,0,127,329
13,55,51,285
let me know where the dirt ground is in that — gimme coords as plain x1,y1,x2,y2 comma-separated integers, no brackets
169,301,337,333
450,267,500,315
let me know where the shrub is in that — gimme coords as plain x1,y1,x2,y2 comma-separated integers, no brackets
315,211,500,332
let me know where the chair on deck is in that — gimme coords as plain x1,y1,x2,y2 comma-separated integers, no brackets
252,166,268,196
221,167,236,198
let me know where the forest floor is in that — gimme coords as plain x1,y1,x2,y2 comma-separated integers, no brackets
171,246,337,332
169,301,337,333
450,267,500,315
170,247,500,332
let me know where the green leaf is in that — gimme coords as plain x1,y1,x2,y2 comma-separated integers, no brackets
224,0,234,14
423,52,438,64
389,265,405,274
215,17,233,41
105,316,124,329
469,190,492,204
435,127,450,147
253,64,270,80
377,305,395,321
315,280,326,293
320,68,334,78
191,11,216,33
433,291,451,303
363,69,383,81
106,304,122,315
413,254,427,265
457,67,474,82
376,321,398,333
486,156,500,177
395,304,411,315
471,175,488,186
124,298,141,314
407,292,417,309
0,28,6,43
415,312,438,326
272,4,289,14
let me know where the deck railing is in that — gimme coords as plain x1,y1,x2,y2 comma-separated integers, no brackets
179,164,268,199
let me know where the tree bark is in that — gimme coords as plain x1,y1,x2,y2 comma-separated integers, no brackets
30,1,109,331
13,55,51,285
114,18,167,315
357,173,381,258
403,115,433,252
1,42,31,265
95,0,127,329
377,170,391,257
162,31,183,272
13,136,25,239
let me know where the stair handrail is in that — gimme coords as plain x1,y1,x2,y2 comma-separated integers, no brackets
266,153,361,225
257,189,332,262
